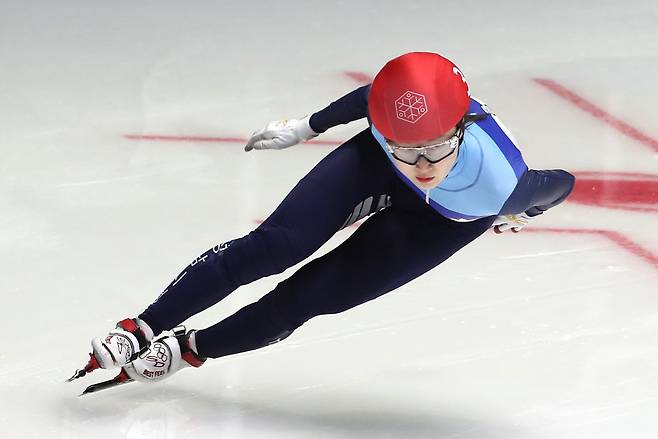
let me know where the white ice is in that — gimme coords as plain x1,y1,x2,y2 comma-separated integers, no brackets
1,1,658,438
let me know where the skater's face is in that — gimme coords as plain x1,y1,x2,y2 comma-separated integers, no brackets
387,126,460,190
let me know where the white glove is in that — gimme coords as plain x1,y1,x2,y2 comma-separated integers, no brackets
493,213,533,234
244,115,318,152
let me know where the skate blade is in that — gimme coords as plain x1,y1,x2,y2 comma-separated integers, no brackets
67,353,101,382
79,369,133,396
66,369,87,382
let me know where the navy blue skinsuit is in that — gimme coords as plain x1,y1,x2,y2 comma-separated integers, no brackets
139,85,575,358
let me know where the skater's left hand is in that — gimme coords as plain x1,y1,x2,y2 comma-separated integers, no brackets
493,213,532,233
244,116,318,151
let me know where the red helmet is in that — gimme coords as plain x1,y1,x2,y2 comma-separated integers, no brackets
368,52,470,144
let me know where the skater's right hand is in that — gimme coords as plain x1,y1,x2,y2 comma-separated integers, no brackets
492,213,533,234
244,116,318,152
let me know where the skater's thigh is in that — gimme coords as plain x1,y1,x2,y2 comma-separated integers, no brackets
267,208,495,326
246,130,395,261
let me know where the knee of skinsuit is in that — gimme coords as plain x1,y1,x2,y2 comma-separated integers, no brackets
258,293,303,345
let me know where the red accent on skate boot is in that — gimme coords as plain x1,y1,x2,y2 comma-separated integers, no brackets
117,318,140,332
86,353,101,373
116,318,148,350
115,369,132,383
181,351,206,368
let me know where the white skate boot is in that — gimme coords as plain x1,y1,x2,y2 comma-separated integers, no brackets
90,318,155,369
69,323,205,395
124,327,206,383
67,317,155,385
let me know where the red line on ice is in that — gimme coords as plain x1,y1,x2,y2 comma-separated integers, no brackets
123,134,340,146
532,78,658,153
570,171,658,213
343,71,373,85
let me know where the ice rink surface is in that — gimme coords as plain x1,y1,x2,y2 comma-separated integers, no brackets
1,1,658,438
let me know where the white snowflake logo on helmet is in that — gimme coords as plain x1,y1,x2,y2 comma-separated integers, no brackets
395,91,428,124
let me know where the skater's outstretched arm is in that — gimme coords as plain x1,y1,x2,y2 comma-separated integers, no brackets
245,85,370,151
308,84,371,133
507,169,575,217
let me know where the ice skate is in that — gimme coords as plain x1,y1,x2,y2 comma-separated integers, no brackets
77,327,205,396
123,327,206,383
67,318,154,382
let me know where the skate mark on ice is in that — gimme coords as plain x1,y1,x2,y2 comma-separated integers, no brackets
122,71,374,146
524,227,658,271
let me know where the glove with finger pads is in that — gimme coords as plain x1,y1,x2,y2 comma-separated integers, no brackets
244,115,318,151
493,213,533,234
